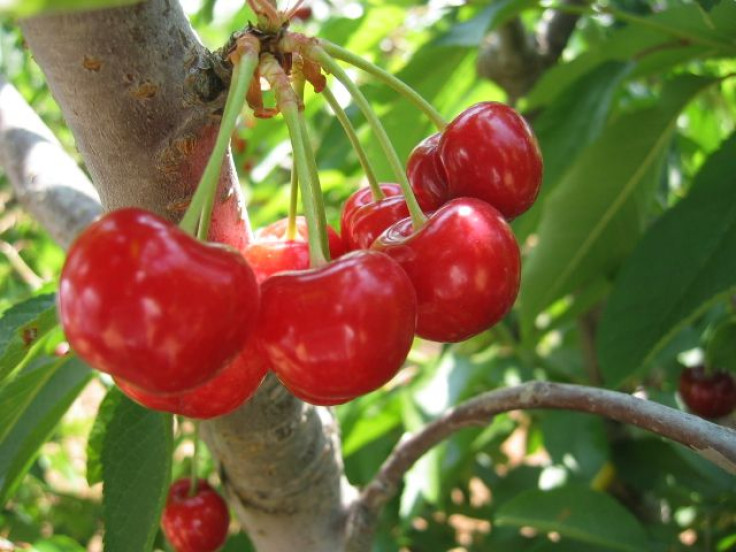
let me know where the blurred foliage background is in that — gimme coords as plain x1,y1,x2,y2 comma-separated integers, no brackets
1,0,735,550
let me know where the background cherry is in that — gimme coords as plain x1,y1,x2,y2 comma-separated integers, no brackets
115,337,269,419
258,250,416,405
345,195,411,251
438,102,543,220
407,132,448,211
340,184,403,249
245,216,345,283
161,478,230,552
58,208,260,394
679,365,736,419
373,198,520,342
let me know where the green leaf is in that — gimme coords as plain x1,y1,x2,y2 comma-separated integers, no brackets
0,293,57,384
101,394,172,552
597,133,736,386
0,357,91,505
496,486,650,551
3,0,143,17
86,386,124,486
0,360,60,443
520,75,715,335
515,61,634,242
433,0,536,48
31,535,87,552
540,412,610,481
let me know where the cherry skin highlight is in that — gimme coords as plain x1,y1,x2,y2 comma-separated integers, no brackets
407,132,448,211
161,478,230,552
259,250,417,405
373,198,520,342
115,337,269,419
679,365,736,419
439,102,543,219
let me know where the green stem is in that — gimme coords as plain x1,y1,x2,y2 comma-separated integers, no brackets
319,39,447,130
310,46,427,229
322,86,383,199
180,48,259,239
260,54,328,266
188,421,200,497
287,163,299,241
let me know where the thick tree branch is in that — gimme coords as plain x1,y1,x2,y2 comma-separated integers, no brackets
345,381,736,551
0,76,101,248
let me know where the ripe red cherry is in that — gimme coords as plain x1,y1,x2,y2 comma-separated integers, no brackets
161,478,230,552
679,365,736,419
438,102,543,219
345,195,411,250
259,250,416,405
340,184,403,248
407,132,448,211
244,216,345,283
115,338,268,419
373,198,520,342
58,208,260,394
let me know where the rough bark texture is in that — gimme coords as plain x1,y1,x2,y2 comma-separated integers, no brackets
18,2,353,549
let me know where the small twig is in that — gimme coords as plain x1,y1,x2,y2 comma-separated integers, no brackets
0,239,45,290
345,381,736,551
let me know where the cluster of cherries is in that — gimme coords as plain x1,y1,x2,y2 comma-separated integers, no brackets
57,101,541,419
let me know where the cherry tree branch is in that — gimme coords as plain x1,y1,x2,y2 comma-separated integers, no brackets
345,381,736,551
0,76,101,248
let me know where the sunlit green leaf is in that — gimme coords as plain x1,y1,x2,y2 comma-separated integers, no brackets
597,133,736,386
86,386,123,486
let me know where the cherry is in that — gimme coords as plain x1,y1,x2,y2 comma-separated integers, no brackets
345,195,412,251
340,184,403,249
115,338,268,419
407,132,448,211
679,365,736,419
161,478,230,552
373,198,520,342
58,208,260,394
244,216,345,283
438,102,543,220
258,250,416,405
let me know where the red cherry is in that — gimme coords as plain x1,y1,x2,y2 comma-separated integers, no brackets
291,6,313,20
115,338,268,419
244,216,345,283
373,198,520,342
259,250,416,405
679,365,736,419
439,102,543,219
58,208,260,394
161,478,230,552
340,184,403,249
346,195,412,251
407,132,448,211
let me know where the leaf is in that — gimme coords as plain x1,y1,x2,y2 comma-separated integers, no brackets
3,0,143,17
0,293,57,384
540,412,610,481
101,394,172,552
515,61,634,242
705,316,736,371
0,360,60,443
597,133,736,386
86,386,124,486
432,0,537,48
0,357,91,505
496,486,650,551
520,75,715,335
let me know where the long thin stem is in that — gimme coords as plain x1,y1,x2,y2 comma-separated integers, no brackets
319,39,447,130
308,46,427,228
321,86,383,199
260,54,328,266
188,421,201,497
179,41,259,239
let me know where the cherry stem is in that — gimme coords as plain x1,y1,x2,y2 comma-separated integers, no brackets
321,85,383,200
318,39,447,131
188,421,200,498
179,38,259,240
286,75,308,242
260,54,329,267
309,46,427,228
